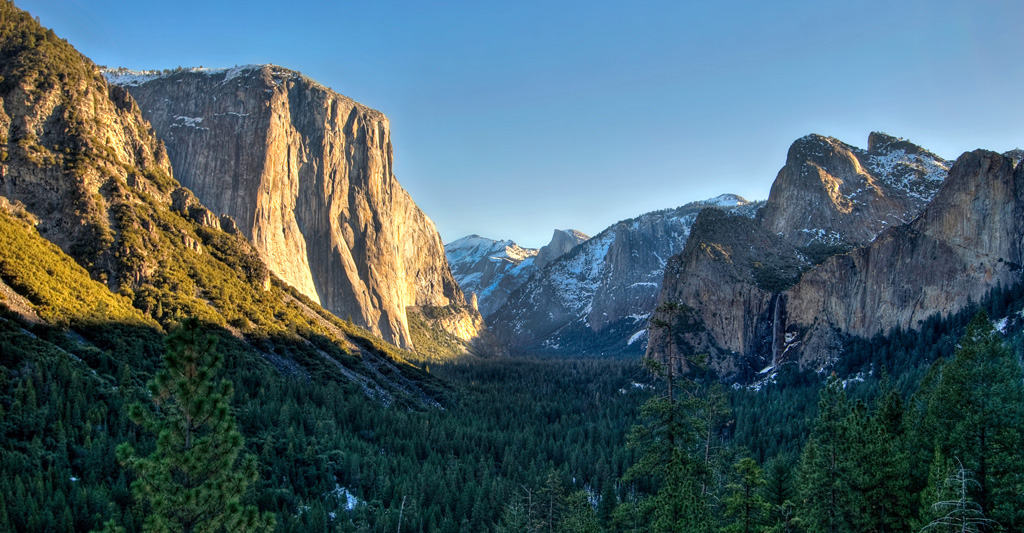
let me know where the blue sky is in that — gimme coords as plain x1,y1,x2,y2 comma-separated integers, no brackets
20,0,1024,248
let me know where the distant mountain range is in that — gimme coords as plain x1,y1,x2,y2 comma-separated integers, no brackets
449,194,760,356
445,229,588,317
448,131,1023,378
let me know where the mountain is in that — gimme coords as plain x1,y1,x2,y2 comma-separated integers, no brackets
105,65,483,351
444,229,587,317
535,229,590,269
490,194,759,355
0,2,445,404
647,208,809,377
756,132,948,255
649,135,1023,380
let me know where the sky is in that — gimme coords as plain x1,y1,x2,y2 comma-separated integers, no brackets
19,0,1024,248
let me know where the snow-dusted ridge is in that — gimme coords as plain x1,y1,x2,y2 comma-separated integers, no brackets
490,194,762,355
103,65,264,86
101,64,335,93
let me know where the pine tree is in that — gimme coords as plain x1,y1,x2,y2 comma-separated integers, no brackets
596,479,617,524
650,450,713,533
845,399,912,533
622,302,716,532
116,318,275,533
923,312,1024,529
495,499,531,533
723,457,770,533
762,454,797,532
796,378,856,533
556,490,599,533
920,456,996,533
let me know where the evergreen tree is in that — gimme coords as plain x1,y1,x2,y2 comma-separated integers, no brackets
649,449,713,533
923,312,1024,529
762,454,797,532
845,399,912,533
495,499,531,533
557,490,599,533
920,456,996,533
723,457,770,533
596,479,617,525
116,318,275,533
796,379,857,533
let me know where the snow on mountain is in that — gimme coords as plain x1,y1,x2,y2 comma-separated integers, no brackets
489,195,761,356
103,65,265,87
446,229,589,318
445,235,540,317
757,132,951,250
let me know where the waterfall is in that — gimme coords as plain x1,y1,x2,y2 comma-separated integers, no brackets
770,294,781,367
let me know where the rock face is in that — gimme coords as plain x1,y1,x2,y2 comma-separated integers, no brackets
756,133,948,250
535,229,589,270
0,6,451,407
648,209,808,378
649,135,1023,380
0,16,174,285
491,195,759,355
445,229,588,318
109,66,482,350
782,150,1023,368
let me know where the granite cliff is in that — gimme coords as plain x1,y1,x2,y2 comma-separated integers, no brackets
649,135,1023,380
757,132,949,252
108,66,483,350
0,4,446,405
490,195,759,355
445,229,588,318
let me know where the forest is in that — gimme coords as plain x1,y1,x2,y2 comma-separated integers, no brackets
3,274,1024,532
1,2,1023,530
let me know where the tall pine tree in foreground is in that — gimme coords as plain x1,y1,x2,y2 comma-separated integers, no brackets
116,318,274,533
620,302,714,532
920,312,1024,531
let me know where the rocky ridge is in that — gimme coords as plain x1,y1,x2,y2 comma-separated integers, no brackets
756,132,948,251
445,229,588,318
108,65,483,350
490,194,759,355
649,135,1023,380
0,5,445,405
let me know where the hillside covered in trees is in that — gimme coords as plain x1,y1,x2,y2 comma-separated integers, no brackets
1,2,1023,532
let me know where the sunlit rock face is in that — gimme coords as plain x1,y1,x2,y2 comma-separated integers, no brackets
649,135,1023,380
113,65,482,349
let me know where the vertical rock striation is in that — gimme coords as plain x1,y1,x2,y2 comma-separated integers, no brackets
756,133,948,250
491,195,759,355
111,66,481,349
649,134,1023,379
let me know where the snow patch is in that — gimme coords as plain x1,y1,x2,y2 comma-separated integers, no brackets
627,329,648,345
171,116,208,130
327,484,363,511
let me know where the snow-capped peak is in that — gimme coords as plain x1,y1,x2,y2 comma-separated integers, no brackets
700,193,749,207
102,65,265,87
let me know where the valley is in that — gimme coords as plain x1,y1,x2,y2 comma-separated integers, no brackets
2,2,1024,532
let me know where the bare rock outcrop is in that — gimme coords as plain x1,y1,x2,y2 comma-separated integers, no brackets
112,66,482,349
756,133,948,251
648,209,808,378
534,229,589,270
649,141,1022,379
491,195,759,355
782,150,1023,368
445,229,588,318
